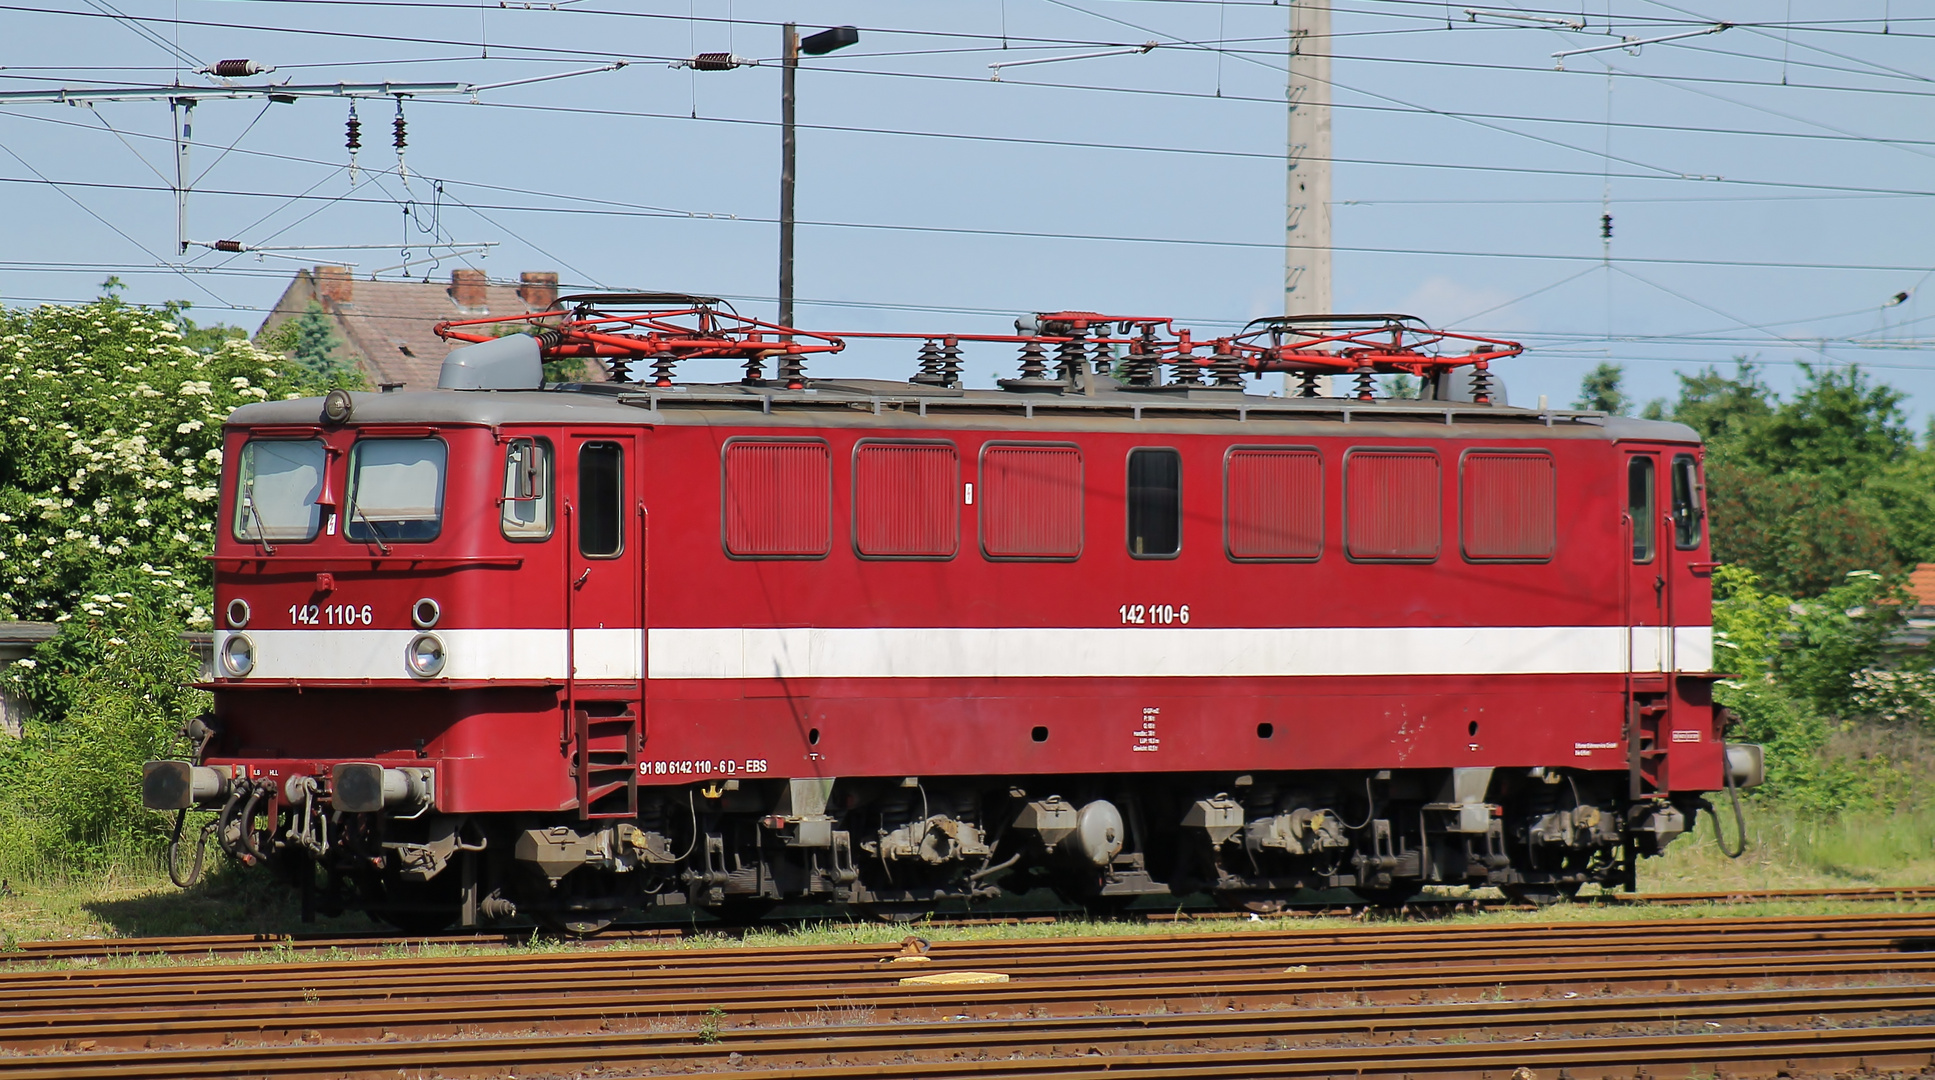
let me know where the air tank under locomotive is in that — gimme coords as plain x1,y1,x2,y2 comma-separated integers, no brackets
142,297,1762,931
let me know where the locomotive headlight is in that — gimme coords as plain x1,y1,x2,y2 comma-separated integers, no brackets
411,597,441,629
225,597,250,629
405,632,447,678
220,633,255,677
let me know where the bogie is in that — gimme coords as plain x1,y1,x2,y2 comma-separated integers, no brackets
272,769,1687,927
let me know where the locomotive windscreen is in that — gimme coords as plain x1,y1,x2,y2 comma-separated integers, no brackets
232,438,325,542
346,437,447,543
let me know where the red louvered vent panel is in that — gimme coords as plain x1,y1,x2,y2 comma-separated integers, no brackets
1226,448,1323,560
723,440,832,557
1462,452,1556,559
981,445,1083,559
1345,451,1440,560
855,443,959,557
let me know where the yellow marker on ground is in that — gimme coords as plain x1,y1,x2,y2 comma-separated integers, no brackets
898,971,1011,985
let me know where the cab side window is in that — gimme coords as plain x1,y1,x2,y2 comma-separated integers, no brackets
578,441,624,558
500,438,554,541
1627,456,1656,563
1127,448,1182,558
1671,454,1703,550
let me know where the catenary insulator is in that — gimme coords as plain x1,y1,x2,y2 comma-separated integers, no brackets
1600,213,1613,240
1470,363,1493,405
1015,340,1048,382
910,340,945,386
1353,363,1377,401
938,338,962,388
205,59,271,78
778,351,806,390
345,106,362,152
1054,330,1088,383
393,110,407,151
1210,349,1243,387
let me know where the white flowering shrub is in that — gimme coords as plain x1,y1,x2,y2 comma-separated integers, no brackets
0,297,353,871
0,300,311,631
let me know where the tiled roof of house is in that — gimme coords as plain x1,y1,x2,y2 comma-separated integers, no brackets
257,267,561,389
1908,563,1935,610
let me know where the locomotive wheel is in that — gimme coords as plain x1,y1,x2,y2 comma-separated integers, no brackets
1214,891,1290,915
1348,885,1422,908
707,897,778,925
377,907,459,935
853,901,935,924
1500,882,1582,907
370,877,461,935
535,910,616,937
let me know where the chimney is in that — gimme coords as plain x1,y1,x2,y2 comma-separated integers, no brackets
314,265,353,307
518,271,559,311
449,268,489,312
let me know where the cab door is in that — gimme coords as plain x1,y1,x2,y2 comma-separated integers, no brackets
1663,450,1724,789
563,431,643,818
1623,452,1667,676
1622,450,1669,797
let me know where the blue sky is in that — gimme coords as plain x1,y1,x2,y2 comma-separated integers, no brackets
2,1,1930,420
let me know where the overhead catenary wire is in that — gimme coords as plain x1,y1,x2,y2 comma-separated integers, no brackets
5,0,1928,396
5,170,1934,274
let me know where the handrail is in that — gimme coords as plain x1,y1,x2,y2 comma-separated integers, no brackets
209,555,523,570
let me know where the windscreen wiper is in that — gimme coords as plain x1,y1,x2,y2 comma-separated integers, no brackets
239,491,276,555
350,504,394,556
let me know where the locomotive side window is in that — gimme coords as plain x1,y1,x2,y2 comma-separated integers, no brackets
1671,454,1704,550
345,438,446,544
1344,450,1440,561
499,438,554,541
233,439,326,543
1225,447,1322,561
1127,448,1182,558
1461,452,1555,561
722,439,831,558
980,444,1082,560
578,441,626,558
1627,456,1656,563
854,442,958,559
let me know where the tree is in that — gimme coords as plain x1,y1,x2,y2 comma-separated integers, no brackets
1747,363,1909,493
286,301,356,378
1706,461,1897,597
1667,361,1774,451
1573,362,1628,414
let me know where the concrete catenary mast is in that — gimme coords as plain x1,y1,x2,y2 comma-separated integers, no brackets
1285,0,1332,318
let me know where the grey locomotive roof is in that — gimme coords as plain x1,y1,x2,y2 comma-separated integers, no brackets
228,382,1700,444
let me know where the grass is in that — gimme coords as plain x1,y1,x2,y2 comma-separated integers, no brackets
5,799,1935,955
1640,802,1935,892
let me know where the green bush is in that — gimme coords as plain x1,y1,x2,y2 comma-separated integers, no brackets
0,296,355,876
1712,564,1930,813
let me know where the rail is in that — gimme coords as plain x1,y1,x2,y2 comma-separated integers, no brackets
7,912,1935,1079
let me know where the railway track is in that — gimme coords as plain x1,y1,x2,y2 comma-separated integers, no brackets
9,884,1935,966
6,912,1935,1078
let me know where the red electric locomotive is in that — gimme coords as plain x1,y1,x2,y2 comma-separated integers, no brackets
143,295,1761,931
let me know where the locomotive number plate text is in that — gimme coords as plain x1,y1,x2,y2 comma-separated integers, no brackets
1120,603,1190,625
289,603,375,626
